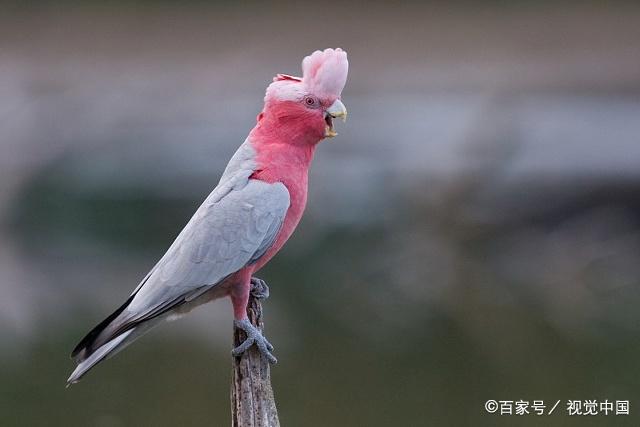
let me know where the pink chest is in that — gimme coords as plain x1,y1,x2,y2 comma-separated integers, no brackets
249,144,314,271
258,175,307,268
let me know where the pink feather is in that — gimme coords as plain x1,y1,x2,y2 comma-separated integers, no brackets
302,48,349,99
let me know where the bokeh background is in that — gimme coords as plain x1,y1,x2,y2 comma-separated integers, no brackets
1,1,640,426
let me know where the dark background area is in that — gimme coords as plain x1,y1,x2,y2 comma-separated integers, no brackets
1,1,640,426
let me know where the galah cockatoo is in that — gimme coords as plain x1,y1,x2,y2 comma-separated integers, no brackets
67,48,348,384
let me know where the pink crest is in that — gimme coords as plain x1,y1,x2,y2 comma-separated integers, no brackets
302,48,348,99
265,48,348,103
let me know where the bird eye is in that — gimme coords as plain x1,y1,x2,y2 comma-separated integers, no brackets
303,95,318,108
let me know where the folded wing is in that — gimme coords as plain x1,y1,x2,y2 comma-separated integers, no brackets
69,177,290,377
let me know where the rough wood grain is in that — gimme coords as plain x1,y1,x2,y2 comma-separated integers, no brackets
231,295,280,427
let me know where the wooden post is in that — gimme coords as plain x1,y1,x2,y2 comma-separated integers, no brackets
231,294,280,427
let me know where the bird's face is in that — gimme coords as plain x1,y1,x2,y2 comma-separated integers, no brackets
261,48,348,143
302,94,347,139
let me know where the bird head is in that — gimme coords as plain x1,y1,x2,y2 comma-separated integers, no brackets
260,48,348,143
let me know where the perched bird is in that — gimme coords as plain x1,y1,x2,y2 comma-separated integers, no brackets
67,48,348,384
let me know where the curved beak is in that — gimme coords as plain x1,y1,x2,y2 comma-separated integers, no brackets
324,99,347,138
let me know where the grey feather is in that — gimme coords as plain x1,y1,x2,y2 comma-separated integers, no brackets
69,140,291,381
123,178,289,317
67,329,134,385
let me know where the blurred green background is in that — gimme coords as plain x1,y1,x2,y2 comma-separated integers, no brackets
1,1,640,426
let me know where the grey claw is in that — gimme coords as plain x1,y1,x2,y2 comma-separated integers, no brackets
250,277,270,300
232,318,277,364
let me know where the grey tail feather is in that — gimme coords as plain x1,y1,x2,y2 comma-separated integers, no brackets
71,285,208,365
67,284,216,385
71,293,136,363
67,329,134,385
66,314,167,386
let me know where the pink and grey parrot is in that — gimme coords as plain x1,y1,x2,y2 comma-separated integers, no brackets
67,48,348,384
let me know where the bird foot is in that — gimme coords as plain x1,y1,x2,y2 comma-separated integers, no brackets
232,318,277,364
250,277,270,300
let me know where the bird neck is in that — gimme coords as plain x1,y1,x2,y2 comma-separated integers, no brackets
248,135,315,185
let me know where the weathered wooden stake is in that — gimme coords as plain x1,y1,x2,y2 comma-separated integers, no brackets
231,294,280,427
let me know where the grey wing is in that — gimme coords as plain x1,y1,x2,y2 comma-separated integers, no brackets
123,178,290,321
68,143,291,380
